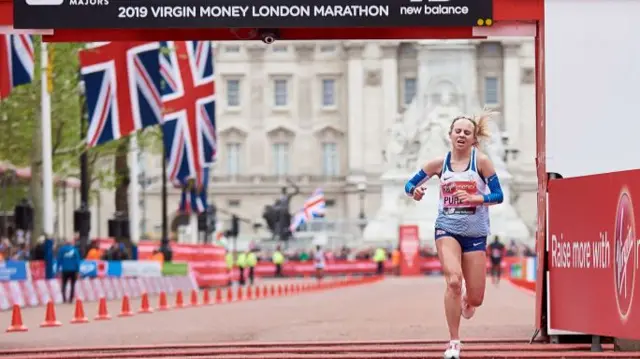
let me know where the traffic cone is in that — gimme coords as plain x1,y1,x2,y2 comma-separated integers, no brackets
277,284,283,296
118,295,134,317
157,291,170,311
175,290,185,308
190,289,199,306
94,297,111,320
262,285,268,298
284,284,289,296
202,289,211,305
246,286,253,300
226,287,233,302
215,288,223,304
270,285,276,297
6,304,27,332
139,292,153,313
40,301,62,327
70,299,89,324
255,286,261,299
237,286,244,301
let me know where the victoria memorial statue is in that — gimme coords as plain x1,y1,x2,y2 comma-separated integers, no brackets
363,40,531,246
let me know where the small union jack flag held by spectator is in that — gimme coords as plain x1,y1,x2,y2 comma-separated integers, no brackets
290,188,327,232
160,41,216,213
79,42,163,148
0,34,34,99
178,166,210,214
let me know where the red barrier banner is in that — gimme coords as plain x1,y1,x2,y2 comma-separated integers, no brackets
95,239,523,288
547,169,640,339
29,261,46,281
399,224,421,276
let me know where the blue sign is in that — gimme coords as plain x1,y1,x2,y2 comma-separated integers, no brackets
0,260,28,281
79,260,99,278
106,261,122,277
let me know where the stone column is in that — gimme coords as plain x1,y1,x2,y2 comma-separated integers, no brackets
294,42,315,175
246,44,266,175
416,43,430,109
345,42,365,176
294,43,315,128
502,42,522,148
515,41,537,175
380,42,399,144
246,44,266,126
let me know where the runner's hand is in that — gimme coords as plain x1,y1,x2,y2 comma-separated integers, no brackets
454,190,472,203
454,191,483,204
412,187,425,201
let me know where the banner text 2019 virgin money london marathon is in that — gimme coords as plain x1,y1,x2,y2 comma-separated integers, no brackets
14,0,492,29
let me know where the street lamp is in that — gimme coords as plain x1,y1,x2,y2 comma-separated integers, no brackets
357,182,367,233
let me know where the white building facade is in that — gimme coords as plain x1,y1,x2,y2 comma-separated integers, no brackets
56,39,538,242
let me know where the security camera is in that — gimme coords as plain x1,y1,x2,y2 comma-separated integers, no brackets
258,28,280,44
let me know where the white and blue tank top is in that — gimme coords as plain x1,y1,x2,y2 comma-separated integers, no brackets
434,148,491,237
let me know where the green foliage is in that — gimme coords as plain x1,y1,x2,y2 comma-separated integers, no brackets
0,39,162,195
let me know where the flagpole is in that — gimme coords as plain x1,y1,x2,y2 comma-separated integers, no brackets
128,134,140,244
40,40,54,236
160,145,171,260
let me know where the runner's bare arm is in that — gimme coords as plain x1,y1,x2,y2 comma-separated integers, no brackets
476,152,504,206
404,157,445,196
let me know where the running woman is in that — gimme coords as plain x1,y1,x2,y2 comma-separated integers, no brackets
404,114,504,359
488,236,506,286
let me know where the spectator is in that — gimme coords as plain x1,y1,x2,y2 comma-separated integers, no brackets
85,241,102,260
12,243,29,260
151,249,164,263
56,238,81,304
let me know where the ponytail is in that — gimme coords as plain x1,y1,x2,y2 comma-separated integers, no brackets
473,111,496,145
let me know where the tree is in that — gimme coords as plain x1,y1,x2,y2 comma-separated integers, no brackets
0,39,161,244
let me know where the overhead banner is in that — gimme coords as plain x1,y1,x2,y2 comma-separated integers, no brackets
13,0,492,29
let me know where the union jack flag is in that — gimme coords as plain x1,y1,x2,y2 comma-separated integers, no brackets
79,42,163,148
178,166,210,214
0,34,34,99
290,188,327,232
160,41,216,199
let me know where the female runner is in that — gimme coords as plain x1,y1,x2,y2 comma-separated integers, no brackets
404,114,504,359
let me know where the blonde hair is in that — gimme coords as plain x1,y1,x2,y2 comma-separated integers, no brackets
449,111,496,146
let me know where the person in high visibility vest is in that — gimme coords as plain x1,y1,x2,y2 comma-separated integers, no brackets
246,249,258,286
236,251,247,286
272,245,285,277
391,246,401,276
373,247,387,275
225,250,234,286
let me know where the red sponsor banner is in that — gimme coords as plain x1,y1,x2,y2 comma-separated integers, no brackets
547,169,640,339
399,225,421,276
29,261,46,281
95,238,524,287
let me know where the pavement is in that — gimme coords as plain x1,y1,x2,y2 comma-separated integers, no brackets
0,276,536,349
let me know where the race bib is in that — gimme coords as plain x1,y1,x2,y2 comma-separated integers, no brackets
441,180,477,215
